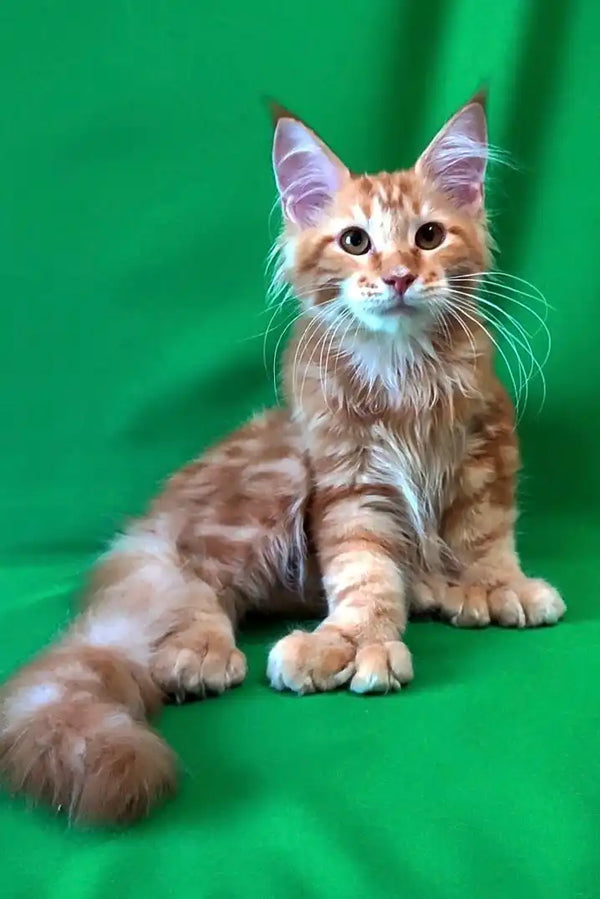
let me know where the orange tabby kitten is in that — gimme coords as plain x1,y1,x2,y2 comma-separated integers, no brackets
0,95,565,824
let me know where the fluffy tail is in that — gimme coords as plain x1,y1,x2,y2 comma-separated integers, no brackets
0,518,190,824
0,645,174,824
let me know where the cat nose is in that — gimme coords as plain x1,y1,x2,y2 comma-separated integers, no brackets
382,273,416,296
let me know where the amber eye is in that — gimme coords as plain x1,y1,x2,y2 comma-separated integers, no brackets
339,227,371,255
415,221,446,250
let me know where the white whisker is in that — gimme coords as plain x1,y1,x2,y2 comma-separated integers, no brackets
292,312,327,406
447,270,551,310
448,276,550,330
446,286,549,414
270,309,306,401
319,310,352,412
446,298,522,419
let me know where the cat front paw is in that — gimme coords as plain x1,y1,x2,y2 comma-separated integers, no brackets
267,630,413,694
412,575,565,628
349,641,414,694
151,631,247,701
267,630,355,694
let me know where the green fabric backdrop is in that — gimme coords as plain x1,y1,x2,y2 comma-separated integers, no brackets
1,1,599,896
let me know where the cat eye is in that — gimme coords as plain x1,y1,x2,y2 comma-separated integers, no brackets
339,227,371,256
415,221,446,250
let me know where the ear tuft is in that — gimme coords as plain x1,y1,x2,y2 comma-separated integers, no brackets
272,116,348,227
265,97,294,127
416,97,488,208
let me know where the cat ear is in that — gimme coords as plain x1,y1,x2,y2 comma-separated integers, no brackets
272,110,349,227
415,94,488,208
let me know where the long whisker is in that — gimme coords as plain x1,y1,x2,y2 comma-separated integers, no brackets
446,298,523,418
257,276,344,394
428,266,552,417
446,287,548,412
332,318,356,385
298,322,332,409
270,310,307,400
239,305,296,343
450,280,551,341
319,310,353,412
436,298,478,364
265,242,287,308
291,312,326,404
480,308,547,414
458,302,529,415
260,283,340,314
291,303,350,407
447,288,540,374
447,270,551,310
482,312,534,415
262,299,292,374
476,294,550,370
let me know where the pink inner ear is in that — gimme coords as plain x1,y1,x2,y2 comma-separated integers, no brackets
419,103,488,207
273,119,342,226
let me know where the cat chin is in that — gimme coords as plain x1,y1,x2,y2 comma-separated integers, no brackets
348,305,432,341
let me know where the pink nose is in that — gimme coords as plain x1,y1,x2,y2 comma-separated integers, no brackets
382,273,416,296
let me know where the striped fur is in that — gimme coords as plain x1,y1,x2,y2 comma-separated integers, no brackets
0,96,564,825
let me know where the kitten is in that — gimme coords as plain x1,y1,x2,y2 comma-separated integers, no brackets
0,94,565,825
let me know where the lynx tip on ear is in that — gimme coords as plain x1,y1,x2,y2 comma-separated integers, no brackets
264,97,297,128
467,85,489,111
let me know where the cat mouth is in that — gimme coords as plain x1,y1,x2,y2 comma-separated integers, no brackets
376,298,419,316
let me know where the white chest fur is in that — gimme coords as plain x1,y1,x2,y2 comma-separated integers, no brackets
357,421,465,540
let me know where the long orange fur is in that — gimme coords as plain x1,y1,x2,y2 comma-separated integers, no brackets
0,95,565,824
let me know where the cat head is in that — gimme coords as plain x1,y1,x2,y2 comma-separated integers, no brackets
272,96,491,341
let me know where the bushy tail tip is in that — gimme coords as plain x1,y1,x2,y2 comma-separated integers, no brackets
0,697,177,824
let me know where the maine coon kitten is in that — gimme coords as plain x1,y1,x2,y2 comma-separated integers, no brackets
0,95,565,824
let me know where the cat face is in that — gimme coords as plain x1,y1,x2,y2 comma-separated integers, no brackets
273,98,491,340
